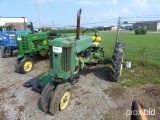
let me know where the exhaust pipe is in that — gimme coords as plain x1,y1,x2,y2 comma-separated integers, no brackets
76,8,82,40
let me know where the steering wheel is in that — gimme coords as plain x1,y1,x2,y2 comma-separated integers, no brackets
82,29,98,42
82,29,97,37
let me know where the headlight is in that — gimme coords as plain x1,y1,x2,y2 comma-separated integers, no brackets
17,37,22,41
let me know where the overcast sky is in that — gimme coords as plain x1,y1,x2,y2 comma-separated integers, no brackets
0,0,160,28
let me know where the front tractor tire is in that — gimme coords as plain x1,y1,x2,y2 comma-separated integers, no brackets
18,57,34,74
1,46,13,58
110,42,125,82
49,83,72,115
38,49,48,58
40,82,55,113
15,58,22,72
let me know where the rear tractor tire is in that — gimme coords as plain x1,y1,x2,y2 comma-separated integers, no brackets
18,57,34,74
49,83,72,115
1,46,13,58
110,42,125,82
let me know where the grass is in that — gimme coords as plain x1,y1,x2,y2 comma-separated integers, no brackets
63,31,160,87
99,31,160,67
121,65,160,87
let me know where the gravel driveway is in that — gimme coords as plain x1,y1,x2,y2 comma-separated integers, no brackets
0,50,159,120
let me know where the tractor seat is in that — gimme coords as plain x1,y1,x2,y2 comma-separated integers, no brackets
48,32,58,39
92,42,100,47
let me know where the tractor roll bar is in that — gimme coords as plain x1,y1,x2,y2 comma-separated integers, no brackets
76,8,82,40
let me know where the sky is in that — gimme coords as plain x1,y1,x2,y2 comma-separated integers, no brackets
0,0,160,28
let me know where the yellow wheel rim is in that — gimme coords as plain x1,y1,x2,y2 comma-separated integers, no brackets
60,90,71,110
39,49,48,56
24,61,32,72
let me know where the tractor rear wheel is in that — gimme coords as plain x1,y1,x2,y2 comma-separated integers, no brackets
1,46,13,58
49,83,72,115
38,49,48,58
110,42,125,82
40,82,55,113
19,57,34,74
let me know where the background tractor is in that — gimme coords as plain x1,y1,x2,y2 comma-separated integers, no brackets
0,30,31,58
30,8,125,115
15,22,61,74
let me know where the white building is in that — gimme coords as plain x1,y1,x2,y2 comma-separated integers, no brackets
0,17,28,30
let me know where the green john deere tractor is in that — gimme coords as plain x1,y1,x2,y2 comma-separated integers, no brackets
24,9,125,115
38,9,125,115
15,22,61,74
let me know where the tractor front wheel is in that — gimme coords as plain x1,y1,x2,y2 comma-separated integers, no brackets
110,42,125,82
1,46,13,58
49,83,72,115
19,57,34,74
40,82,55,113
15,58,22,72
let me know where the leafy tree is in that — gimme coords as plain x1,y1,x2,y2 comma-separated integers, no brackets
27,24,32,29
123,21,128,24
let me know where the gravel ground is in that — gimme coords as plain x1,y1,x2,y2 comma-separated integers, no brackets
0,50,160,120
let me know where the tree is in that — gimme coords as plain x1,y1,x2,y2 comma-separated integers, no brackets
27,24,32,29
123,21,128,24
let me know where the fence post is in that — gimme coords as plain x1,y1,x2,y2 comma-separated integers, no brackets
116,17,121,43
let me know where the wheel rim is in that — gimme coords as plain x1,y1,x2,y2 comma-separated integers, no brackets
24,61,32,72
39,49,48,56
60,90,71,110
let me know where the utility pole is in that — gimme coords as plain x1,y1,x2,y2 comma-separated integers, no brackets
37,0,42,28
116,17,121,43
52,21,54,29
22,17,26,29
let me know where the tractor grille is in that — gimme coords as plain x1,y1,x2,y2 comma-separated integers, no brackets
22,37,29,50
62,48,71,72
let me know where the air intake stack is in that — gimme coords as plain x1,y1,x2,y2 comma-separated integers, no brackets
76,8,82,40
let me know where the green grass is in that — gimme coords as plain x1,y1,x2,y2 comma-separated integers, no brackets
120,65,160,87
63,31,160,87
100,31,160,66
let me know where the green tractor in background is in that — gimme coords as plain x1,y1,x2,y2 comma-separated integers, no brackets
15,22,61,74
24,9,125,115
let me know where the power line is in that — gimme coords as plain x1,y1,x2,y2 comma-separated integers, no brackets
121,15,160,19
43,15,160,28
46,0,69,20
